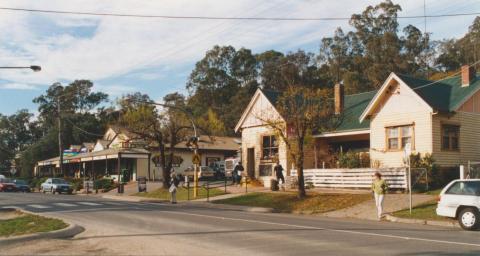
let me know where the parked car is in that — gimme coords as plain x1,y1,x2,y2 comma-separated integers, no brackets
0,178,16,192
13,179,31,192
41,178,73,194
183,166,216,180
436,179,480,230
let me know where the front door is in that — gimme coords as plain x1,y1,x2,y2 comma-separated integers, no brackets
247,148,255,178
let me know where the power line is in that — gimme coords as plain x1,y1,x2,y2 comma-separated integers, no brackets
63,117,104,137
413,59,480,91
1,6,480,21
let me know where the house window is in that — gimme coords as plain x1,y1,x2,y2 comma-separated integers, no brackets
386,125,413,150
442,124,459,151
262,135,278,160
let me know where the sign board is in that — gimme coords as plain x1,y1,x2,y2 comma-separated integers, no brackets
192,154,201,165
9,168,16,175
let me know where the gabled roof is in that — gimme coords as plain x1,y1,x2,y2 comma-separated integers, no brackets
361,72,480,122
396,73,480,111
234,88,283,132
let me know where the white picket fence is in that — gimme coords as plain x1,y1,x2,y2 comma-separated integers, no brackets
290,168,407,189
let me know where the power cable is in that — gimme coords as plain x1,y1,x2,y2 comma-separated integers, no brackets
63,117,105,137
1,6,480,21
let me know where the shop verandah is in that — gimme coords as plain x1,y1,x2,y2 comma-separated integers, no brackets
35,148,151,182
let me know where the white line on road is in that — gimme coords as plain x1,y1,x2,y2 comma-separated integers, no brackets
28,204,50,209
77,202,102,206
103,201,123,206
53,203,77,207
1,206,16,209
158,208,480,248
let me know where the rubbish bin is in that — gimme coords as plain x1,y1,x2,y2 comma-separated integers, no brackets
117,183,124,194
270,179,279,191
137,176,147,192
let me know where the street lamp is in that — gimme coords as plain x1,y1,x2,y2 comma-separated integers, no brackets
0,65,42,72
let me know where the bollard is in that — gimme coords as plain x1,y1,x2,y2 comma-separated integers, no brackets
187,181,190,201
245,177,248,193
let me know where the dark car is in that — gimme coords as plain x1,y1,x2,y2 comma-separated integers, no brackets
0,178,16,192
13,179,31,192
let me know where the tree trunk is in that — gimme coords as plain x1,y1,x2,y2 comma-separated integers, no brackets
158,143,169,189
296,142,306,198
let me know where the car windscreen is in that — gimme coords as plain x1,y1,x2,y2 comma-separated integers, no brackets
445,181,480,196
52,179,68,184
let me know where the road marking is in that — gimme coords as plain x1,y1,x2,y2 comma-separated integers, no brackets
76,202,102,206
1,206,16,209
53,203,77,207
158,208,480,248
28,204,50,209
103,201,123,206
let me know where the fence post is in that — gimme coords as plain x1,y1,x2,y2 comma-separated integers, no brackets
245,177,248,193
224,175,227,193
207,182,210,202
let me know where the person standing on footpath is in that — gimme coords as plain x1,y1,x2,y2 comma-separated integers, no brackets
233,161,244,185
169,169,180,204
274,162,285,190
371,172,388,220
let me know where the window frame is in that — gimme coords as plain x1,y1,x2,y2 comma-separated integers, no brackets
385,124,415,151
261,135,279,160
441,124,460,151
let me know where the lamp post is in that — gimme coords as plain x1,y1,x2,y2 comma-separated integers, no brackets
0,65,41,72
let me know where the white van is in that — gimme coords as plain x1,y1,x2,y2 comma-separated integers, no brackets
436,179,480,230
224,158,240,177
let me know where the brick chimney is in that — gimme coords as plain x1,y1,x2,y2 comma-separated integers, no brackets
461,65,476,87
334,83,344,115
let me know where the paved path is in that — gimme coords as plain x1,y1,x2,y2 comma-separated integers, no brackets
322,193,436,220
1,192,479,255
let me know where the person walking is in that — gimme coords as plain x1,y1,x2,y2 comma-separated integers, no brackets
169,170,180,204
233,161,244,185
274,162,285,190
371,172,388,220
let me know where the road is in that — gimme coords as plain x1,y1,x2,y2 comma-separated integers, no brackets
1,192,479,256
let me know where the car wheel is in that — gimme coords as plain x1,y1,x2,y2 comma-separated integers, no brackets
458,207,480,230
51,187,54,194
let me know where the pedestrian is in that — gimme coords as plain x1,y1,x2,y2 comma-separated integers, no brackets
274,162,285,190
233,161,244,185
371,172,388,220
169,169,180,204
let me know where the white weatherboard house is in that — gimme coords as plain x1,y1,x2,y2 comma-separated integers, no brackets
235,66,480,183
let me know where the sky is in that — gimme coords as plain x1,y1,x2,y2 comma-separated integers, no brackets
0,0,479,115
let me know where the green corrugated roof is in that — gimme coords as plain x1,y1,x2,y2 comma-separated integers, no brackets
260,88,376,133
396,73,480,112
335,91,376,132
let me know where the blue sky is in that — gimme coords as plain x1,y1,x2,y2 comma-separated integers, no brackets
0,0,479,115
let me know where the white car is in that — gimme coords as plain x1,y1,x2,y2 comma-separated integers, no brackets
41,178,73,194
436,179,480,230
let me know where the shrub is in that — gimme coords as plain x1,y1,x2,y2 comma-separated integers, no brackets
338,151,370,168
94,178,116,192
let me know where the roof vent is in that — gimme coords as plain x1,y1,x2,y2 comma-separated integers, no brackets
461,65,476,87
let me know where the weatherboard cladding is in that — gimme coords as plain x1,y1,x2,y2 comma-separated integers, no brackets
261,72,478,134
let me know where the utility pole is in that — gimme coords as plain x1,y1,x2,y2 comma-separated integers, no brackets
57,95,63,177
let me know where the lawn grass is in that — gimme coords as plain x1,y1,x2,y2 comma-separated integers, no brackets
392,200,449,221
134,186,226,201
0,214,68,237
213,192,371,214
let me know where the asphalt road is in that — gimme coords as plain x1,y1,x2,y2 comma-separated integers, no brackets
1,192,480,256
